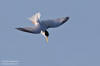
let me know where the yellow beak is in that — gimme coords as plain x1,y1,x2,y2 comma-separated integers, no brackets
45,37,48,43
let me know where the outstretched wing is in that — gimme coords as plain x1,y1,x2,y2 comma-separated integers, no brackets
16,26,41,34
28,12,41,25
41,17,69,28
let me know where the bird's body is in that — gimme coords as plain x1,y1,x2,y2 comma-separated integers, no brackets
16,12,69,42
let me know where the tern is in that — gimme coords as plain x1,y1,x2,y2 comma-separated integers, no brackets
16,12,69,42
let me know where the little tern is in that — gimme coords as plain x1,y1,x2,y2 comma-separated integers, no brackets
16,12,69,42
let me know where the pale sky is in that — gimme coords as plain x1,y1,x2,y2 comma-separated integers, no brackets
0,0,100,66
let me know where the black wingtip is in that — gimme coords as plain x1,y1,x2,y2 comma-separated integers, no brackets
63,17,70,23
16,28,22,30
16,28,24,31
16,27,25,31
66,17,70,20
16,28,33,33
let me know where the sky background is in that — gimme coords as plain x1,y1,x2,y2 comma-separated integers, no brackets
0,0,100,66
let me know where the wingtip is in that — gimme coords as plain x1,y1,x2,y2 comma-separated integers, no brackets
62,17,70,23
66,17,70,20
16,28,24,31
16,27,33,33
16,28,21,30
65,17,70,21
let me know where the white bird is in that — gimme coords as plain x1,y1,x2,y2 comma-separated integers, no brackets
16,12,69,42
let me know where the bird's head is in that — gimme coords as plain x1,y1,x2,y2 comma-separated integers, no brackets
45,30,49,42
41,30,49,43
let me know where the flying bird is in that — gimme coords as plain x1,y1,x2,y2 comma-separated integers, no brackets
16,12,69,42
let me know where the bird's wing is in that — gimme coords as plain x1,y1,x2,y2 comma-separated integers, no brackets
16,26,41,34
28,12,41,25
41,17,69,28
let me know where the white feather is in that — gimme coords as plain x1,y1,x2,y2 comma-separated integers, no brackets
28,12,41,25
